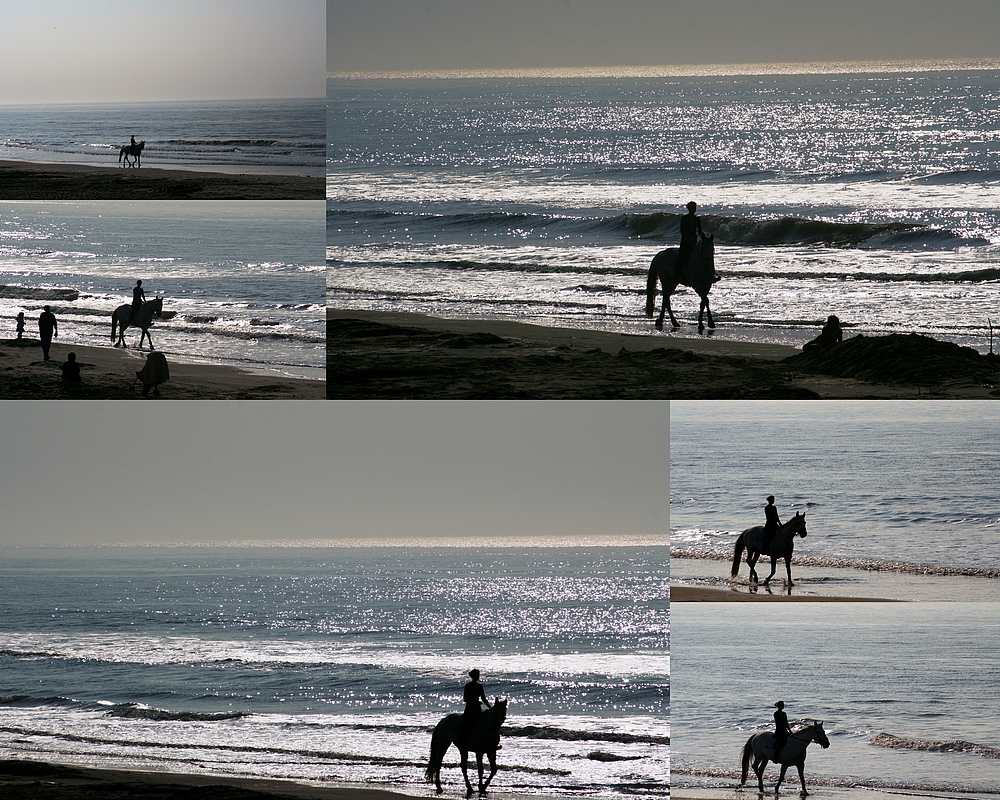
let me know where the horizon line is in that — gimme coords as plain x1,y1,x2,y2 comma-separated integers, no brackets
329,57,1000,80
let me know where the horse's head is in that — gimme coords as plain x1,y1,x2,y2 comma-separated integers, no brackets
492,697,508,724
700,233,715,265
811,720,830,749
151,296,163,317
793,511,807,538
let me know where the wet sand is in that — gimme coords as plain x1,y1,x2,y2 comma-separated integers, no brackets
0,339,323,399
327,310,1000,399
0,160,323,199
671,555,1000,602
0,760,412,800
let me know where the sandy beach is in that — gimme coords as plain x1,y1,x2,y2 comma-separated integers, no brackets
327,310,1000,399
0,160,323,200
0,339,323,399
0,760,414,800
671,555,1000,603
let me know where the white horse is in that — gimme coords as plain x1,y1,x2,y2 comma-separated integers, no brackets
119,140,145,167
740,720,830,795
111,297,163,349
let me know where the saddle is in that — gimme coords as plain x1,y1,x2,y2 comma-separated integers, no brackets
761,733,782,761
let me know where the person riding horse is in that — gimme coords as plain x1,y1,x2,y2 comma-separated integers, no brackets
462,669,499,748
677,202,704,272
763,495,781,552
773,700,793,759
131,280,147,324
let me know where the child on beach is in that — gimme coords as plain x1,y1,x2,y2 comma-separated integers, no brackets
15,311,25,339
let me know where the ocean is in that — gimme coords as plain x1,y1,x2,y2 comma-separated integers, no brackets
671,603,1000,800
669,400,1000,599
327,65,1000,351
0,201,325,381
0,545,669,799
1,98,326,176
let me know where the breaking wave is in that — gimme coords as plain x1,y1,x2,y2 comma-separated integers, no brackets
869,732,1000,759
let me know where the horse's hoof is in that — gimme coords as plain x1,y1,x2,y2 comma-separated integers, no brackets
654,320,663,331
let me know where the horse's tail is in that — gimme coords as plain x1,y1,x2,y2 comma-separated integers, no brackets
118,147,124,164
739,736,754,785
731,533,745,578
424,722,448,784
645,258,658,318
111,312,118,342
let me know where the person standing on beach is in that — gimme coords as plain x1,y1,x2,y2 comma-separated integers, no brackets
15,311,25,339
763,495,781,552
773,700,793,760
38,306,58,361
131,280,147,323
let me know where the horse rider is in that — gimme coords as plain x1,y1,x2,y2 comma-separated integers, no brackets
676,201,704,271
131,280,146,324
462,669,499,747
773,700,793,760
763,495,781,553
131,135,137,149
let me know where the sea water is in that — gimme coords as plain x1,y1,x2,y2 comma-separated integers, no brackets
0,545,669,799
0,201,325,380
669,401,1000,595
327,66,1000,351
670,603,1000,800
1,98,325,176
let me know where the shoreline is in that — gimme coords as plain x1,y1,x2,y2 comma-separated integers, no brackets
0,759,414,800
670,555,1000,603
0,159,323,199
327,309,1000,399
0,339,323,399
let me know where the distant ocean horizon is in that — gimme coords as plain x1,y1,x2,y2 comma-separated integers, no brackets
1,97,325,176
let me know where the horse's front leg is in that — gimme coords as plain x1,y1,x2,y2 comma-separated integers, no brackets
476,752,485,795
703,296,715,329
785,556,794,587
796,762,808,796
482,751,497,794
460,750,474,798
775,763,789,794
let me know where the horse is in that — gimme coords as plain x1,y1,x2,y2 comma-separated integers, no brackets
425,698,507,797
731,511,808,587
645,234,717,332
119,140,145,167
111,297,163,349
740,720,830,796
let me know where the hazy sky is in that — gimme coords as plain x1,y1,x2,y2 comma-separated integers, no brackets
328,0,1000,73
0,401,666,546
2,0,325,105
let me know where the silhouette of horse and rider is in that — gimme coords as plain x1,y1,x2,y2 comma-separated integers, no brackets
646,201,720,333
731,496,808,588
119,135,145,167
111,281,163,349
426,670,506,797
740,701,830,795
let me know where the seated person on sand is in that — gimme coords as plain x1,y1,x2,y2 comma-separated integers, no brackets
61,352,82,382
803,314,843,350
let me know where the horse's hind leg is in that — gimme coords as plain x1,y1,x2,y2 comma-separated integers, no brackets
762,557,778,586
664,293,681,329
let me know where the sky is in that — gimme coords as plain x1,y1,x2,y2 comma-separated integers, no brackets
328,0,1000,74
1,0,325,105
0,401,667,546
